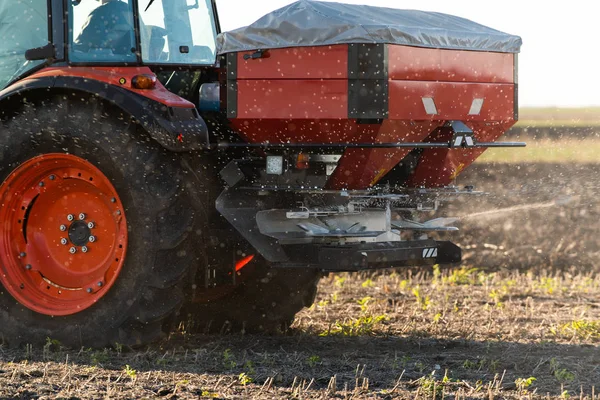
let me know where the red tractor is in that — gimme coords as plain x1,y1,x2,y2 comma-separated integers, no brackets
0,0,522,347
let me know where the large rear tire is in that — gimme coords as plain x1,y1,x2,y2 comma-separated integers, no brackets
0,95,198,348
180,160,321,334
182,261,321,334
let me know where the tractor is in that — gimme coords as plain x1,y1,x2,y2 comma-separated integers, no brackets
0,0,522,347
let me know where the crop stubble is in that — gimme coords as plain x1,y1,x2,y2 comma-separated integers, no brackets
1,160,600,399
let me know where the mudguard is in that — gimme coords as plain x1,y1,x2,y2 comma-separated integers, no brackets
0,75,209,152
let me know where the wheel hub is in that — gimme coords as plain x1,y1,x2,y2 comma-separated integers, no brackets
0,154,128,316
68,220,92,247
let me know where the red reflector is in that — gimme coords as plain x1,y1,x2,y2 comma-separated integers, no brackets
235,254,255,272
132,74,157,90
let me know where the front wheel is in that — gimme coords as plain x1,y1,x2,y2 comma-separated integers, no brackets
0,95,198,348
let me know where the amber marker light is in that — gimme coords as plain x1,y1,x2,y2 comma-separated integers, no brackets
131,74,157,90
296,153,310,169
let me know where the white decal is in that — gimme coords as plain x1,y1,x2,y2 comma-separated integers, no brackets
422,248,438,258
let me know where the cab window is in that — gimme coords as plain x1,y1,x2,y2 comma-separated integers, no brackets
0,0,49,89
69,0,137,63
138,0,218,65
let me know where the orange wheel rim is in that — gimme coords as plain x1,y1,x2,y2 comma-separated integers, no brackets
0,154,128,316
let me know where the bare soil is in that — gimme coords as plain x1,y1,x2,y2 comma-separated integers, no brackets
2,161,600,399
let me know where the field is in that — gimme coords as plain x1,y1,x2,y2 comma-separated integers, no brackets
479,138,600,163
2,127,600,398
516,107,600,128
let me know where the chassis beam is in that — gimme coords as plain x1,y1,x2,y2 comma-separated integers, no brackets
216,121,525,150
276,240,461,272
216,141,525,149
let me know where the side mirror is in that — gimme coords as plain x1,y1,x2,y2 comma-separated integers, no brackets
25,43,56,61
198,82,220,112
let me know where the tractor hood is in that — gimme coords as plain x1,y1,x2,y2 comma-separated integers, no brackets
216,0,522,55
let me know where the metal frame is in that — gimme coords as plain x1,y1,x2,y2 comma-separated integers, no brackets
217,141,525,149
348,43,389,119
216,182,477,264
217,120,525,150
51,0,65,60
514,53,519,121
278,240,461,271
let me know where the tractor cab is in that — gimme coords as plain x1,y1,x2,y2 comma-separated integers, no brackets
70,0,218,66
0,0,220,91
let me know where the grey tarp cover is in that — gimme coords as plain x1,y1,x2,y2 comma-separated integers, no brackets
216,0,522,55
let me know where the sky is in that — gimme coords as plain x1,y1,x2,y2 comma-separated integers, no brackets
216,0,600,108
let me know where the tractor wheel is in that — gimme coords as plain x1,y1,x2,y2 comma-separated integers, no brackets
0,95,198,348
176,159,321,334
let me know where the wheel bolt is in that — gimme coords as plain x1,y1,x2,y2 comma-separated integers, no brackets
67,214,74,221
86,288,93,293
60,225,67,232
38,181,44,187
81,246,88,253
49,175,56,181
69,247,77,254
89,236,96,243
60,238,68,245
79,213,86,220
97,282,103,287
111,198,116,203
87,222,95,229
116,210,121,215
20,252,26,257
25,264,32,270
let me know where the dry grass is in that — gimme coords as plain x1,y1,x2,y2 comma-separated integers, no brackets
517,107,600,128
1,266,598,399
479,138,600,163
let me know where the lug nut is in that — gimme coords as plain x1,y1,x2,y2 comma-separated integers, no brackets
67,214,74,221
60,238,68,245
79,213,86,220
20,252,26,257
60,225,67,232
25,264,32,270
86,288,93,293
89,236,96,243
69,247,77,254
38,181,44,187
116,210,121,215
87,222,95,229
111,198,116,203
97,282,103,287
81,246,88,253
49,175,56,181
